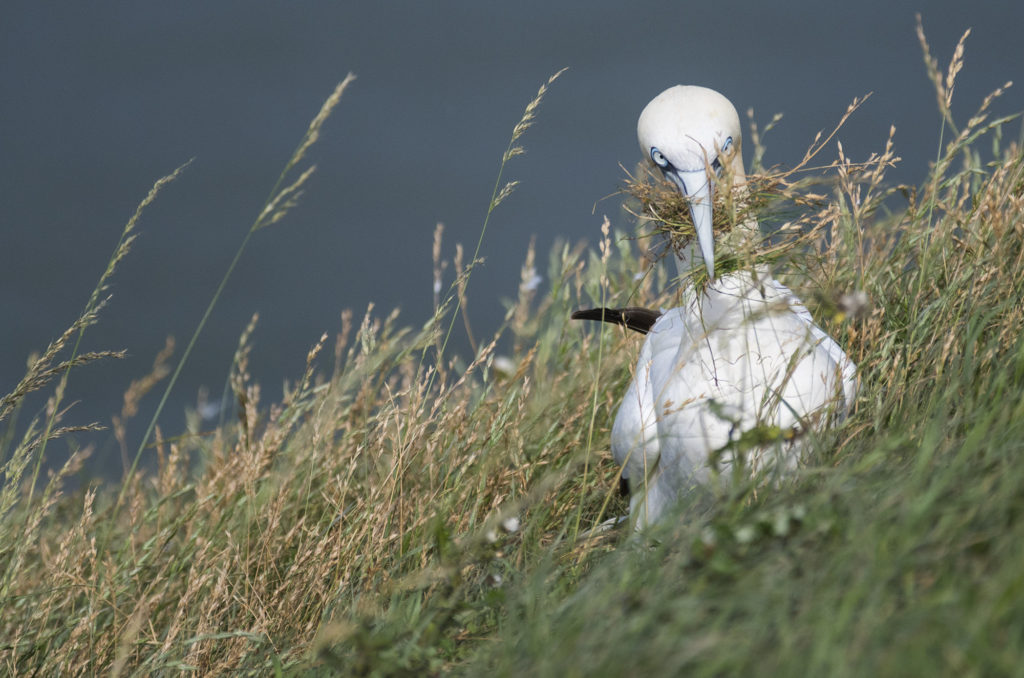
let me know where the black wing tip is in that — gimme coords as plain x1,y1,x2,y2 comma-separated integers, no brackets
571,308,612,322
571,307,661,335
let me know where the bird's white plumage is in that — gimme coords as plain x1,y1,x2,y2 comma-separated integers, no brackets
613,86,857,528
638,86,740,174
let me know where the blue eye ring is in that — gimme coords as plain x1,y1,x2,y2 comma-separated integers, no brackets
711,137,734,176
650,147,669,168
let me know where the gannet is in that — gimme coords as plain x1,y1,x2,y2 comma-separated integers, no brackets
576,85,857,529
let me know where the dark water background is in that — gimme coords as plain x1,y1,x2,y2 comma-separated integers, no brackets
2,2,1021,478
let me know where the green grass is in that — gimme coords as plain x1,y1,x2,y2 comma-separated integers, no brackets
2,26,1024,675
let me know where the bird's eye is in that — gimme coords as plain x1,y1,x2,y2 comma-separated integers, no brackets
650,147,669,168
710,137,733,176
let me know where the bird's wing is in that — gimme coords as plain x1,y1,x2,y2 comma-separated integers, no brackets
611,321,663,483
639,309,729,479
768,278,858,416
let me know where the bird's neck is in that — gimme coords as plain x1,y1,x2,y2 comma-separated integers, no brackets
679,265,781,320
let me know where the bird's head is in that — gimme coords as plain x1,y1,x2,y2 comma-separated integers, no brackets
637,85,744,280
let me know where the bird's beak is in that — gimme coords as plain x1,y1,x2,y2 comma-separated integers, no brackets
664,168,715,280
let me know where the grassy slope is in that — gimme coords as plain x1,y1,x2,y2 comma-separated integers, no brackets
3,38,1024,676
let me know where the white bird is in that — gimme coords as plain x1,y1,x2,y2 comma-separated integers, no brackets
575,86,857,529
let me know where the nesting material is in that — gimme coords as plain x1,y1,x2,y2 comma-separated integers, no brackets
623,162,825,282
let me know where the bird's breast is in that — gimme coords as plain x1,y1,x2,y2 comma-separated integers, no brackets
638,280,844,437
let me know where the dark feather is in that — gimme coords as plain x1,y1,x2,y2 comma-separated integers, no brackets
570,307,662,335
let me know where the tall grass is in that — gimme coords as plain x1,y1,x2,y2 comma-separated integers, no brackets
2,24,1023,675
